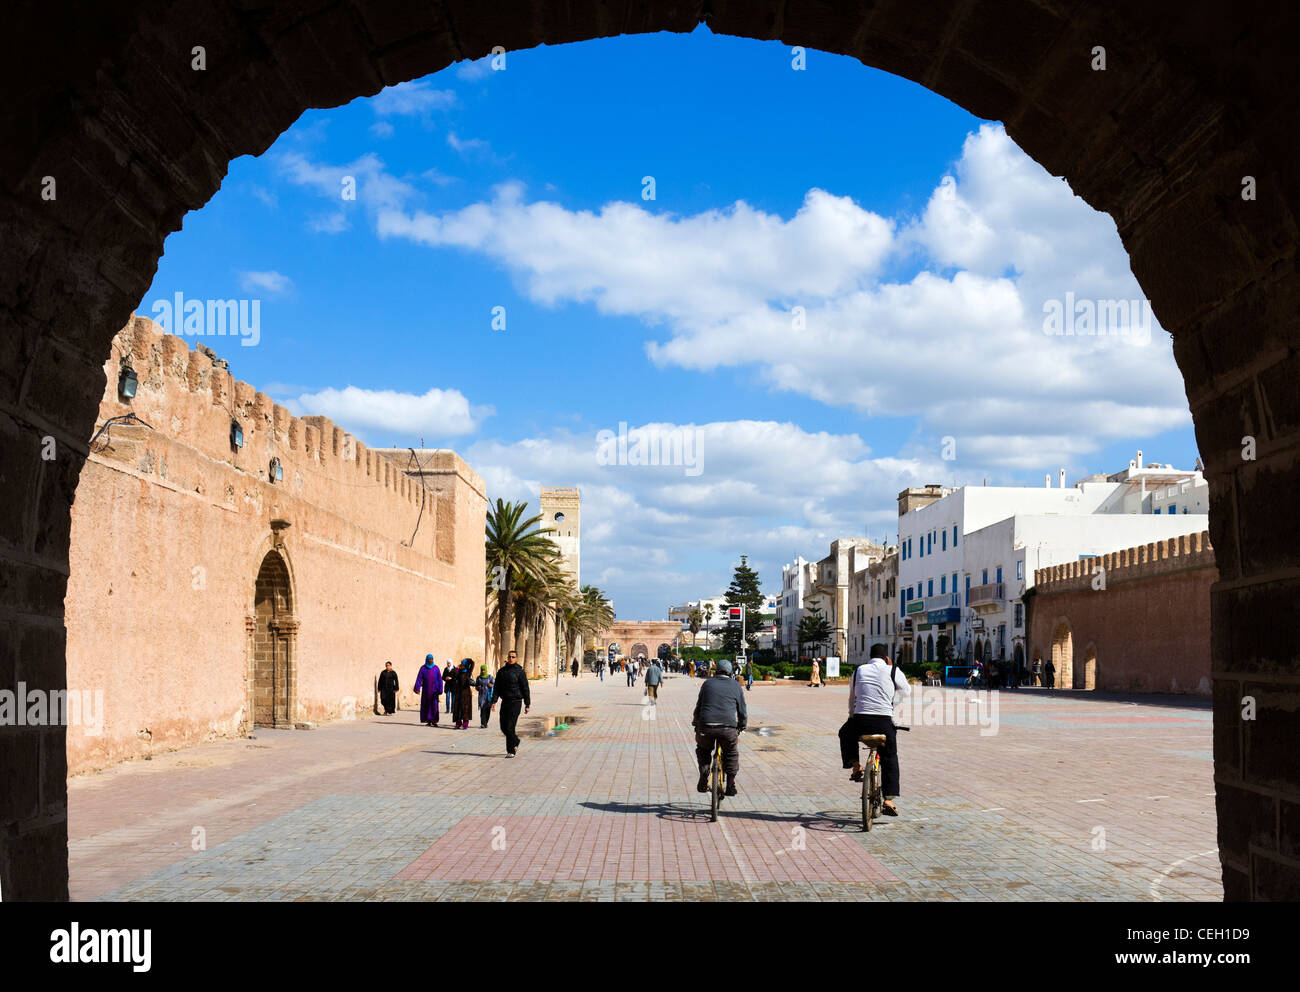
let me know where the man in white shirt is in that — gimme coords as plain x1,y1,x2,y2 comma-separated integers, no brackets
838,643,911,816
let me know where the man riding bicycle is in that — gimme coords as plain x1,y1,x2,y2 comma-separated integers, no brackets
838,643,910,816
693,659,747,797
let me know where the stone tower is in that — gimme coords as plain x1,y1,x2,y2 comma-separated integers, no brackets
539,486,581,585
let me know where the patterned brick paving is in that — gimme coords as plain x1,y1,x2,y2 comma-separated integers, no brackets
67,676,1221,901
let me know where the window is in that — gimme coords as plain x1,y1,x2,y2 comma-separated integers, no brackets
940,575,946,594
1017,560,1023,580
953,524,958,545
942,530,947,551
965,575,971,604
1013,602,1024,628
996,566,1002,584
952,572,958,597
982,569,988,585
927,579,934,597
1169,503,1176,514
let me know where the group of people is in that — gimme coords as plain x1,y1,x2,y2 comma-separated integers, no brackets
376,650,533,755
379,642,911,818
960,657,1056,689
688,644,909,817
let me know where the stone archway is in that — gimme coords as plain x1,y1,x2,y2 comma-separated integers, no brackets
1051,622,1074,690
656,643,672,660
3,0,1297,903
1080,645,1098,691
249,549,298,728
630,642,649,659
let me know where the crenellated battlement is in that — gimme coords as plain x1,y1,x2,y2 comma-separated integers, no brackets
94,315,482,556
1034,530,1216,592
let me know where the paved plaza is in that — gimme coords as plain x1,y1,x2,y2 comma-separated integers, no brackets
68,675,1221,901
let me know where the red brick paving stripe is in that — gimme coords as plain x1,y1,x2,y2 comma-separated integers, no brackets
395,814,898,884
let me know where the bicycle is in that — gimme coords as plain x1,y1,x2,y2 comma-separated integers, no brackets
709,737,725,821
859,733,887,831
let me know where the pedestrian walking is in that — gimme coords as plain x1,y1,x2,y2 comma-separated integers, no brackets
1044,658,1056,689
571,658,579,678
413,654,443,726
599,659,606,682
745,662,753,692
644,658,663,704
626,661,635,687
475,667,495,728
442,661,454,715
452,658,475,729
1032,657,1043,687
377,662,399,715
809,659,823,687
490,650,531,757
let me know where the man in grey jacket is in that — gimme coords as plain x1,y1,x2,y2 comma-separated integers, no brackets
644,659,663,704
692,659,747,797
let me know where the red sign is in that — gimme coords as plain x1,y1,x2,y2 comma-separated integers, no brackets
727,606,742,621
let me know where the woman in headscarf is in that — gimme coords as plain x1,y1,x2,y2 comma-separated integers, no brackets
453,658,476,729
413,654,443,726
475,666,495,728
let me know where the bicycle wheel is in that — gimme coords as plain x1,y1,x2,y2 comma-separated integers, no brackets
709,749,721,822
861,751,873,832
870,754,883,819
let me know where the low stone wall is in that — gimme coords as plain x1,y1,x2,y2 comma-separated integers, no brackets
1028,531,1216,694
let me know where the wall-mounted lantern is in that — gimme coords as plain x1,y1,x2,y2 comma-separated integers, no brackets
269,457,283,483
230,419,244,450
117,359,138,400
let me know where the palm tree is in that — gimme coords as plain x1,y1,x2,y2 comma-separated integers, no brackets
703,603,714,649
485,498,562,670
688,607,702,647
571,583,614,663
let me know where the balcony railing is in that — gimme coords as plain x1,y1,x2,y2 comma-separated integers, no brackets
967,582,1004,607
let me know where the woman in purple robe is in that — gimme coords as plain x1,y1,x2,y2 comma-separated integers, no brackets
413,654,443,726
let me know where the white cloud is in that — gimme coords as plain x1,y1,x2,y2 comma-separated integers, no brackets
375,124,1189,469
456,57,492,81
289,385,494,439
370,121,395,139
464,419,944,615
308,212,349,234
370,80,456,116
277,151,417,216
446,132,491,156
238,270,293,295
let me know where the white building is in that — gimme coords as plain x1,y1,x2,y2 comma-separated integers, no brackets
848,548,899,665
777,558,816,658
896,452,1210,670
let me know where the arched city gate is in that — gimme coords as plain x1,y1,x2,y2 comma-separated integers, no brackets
2,0,1297,901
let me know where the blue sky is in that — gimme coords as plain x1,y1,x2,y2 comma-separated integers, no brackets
141,26,1199,618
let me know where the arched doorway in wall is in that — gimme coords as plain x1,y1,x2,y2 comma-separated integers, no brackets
250,548,297,729
631,642,648,659
1013,644,1025,687
926,634,934,663
1051,622,1074,690
656,643,672,661
1080,645,1098,691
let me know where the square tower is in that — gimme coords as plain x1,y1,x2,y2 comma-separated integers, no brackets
539,486,580,585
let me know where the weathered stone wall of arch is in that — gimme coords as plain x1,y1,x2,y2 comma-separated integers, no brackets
2,0,1298,900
